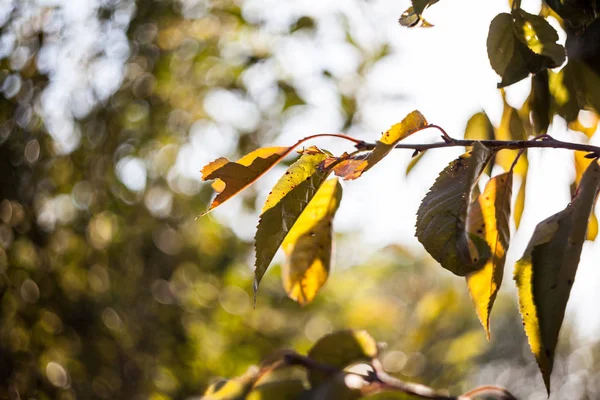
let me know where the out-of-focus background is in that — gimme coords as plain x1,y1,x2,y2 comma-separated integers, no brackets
1,0,600,399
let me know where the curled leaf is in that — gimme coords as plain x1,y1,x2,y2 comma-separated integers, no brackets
466,172,513,339
254,147,331,298
514,161,600,393
416,142,493,276
282,178,342,305
328,110,428,180
201,146,291,214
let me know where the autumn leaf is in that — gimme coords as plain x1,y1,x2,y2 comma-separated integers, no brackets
201,146,291,214
574,151,599,240
281,178,342,305
328,110,428,180
254,147,332,298
464,112,494,141
514,161,600,393
416,142,493,276
307,330,378,387
514,175,527,229
496,99,528,228
466,172,513,339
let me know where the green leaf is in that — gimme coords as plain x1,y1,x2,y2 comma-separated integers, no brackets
307,330,378,388
487,12,565,88
329,110,428,180
415,142,493,276
282,178,342,305
201,146,291,215
466,172,513,339
254,147,331,298
514,161,600,394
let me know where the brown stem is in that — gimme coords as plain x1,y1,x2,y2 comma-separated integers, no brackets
357,135,600,156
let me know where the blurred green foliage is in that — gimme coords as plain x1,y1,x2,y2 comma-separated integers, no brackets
1,1,600,399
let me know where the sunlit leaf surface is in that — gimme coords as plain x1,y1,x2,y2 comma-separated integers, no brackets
281,178,342,305
254,148,331,297
514,161,600,393
201,147,291,214
466,172,513,339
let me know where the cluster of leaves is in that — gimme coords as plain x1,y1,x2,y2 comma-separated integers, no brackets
200,104,600,393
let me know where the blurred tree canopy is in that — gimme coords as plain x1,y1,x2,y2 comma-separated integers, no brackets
1,0,600,399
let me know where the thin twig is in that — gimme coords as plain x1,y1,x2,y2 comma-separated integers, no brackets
357,133,600,156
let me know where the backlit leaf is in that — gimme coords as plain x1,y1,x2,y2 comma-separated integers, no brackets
513,9,565,67
416,142,493,276
574,151,598,241
514,175,527,229
281,178,342,305
201,146,291,214
307,330,378,387
329,111,428,180
466,172,513,339
254,147,331,298
487,12,565,88
496,99,528,228
514,161,600,393
464,112,494,141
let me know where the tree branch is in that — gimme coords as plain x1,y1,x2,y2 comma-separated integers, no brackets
280,352,520,400
357,125,600,157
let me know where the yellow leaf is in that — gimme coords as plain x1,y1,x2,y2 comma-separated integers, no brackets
254,148,331,297
201,146,291,214
464,112,494,141
405,150,426,176
466,172,513,339
281,178,342,305
574,151,598,241
514,161,600,394
514,174,527,229
496,101,527,174
416,142,493,276
329,110,428,180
